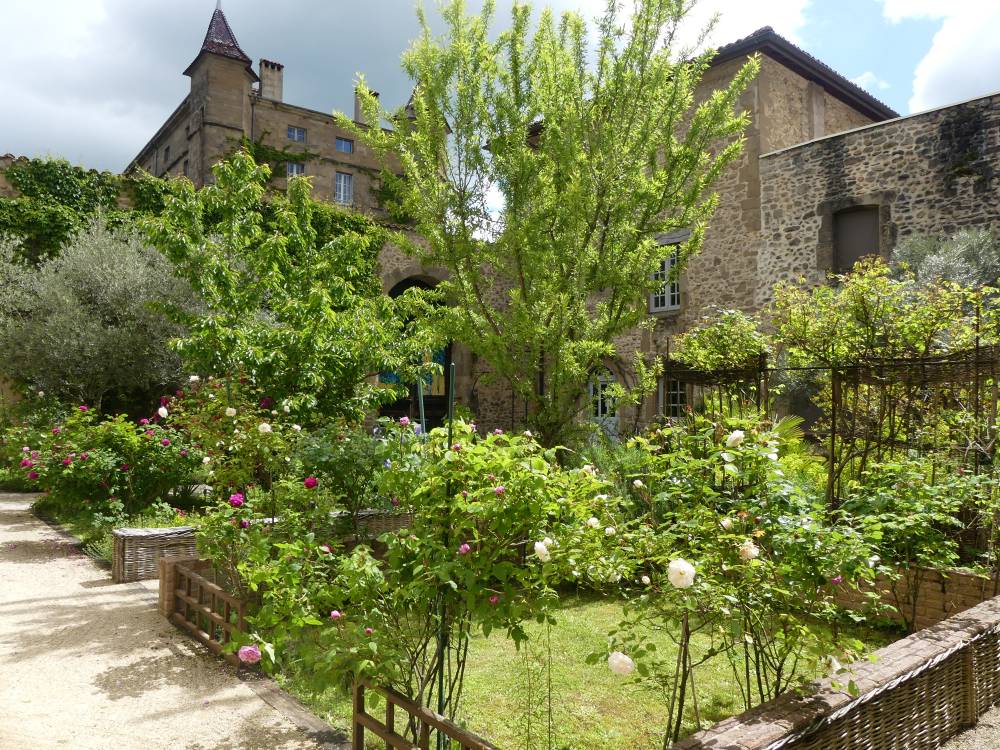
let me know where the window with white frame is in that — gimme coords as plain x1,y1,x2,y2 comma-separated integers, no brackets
589,371,618,437
650,249,681,312
287,125,307,142
287,162,305,177
336,137,354,154
658,377,687,419
335,172,354,205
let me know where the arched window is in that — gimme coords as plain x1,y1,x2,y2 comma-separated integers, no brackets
588,370,618,437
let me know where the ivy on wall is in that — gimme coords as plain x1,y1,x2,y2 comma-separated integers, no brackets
0,158,169,264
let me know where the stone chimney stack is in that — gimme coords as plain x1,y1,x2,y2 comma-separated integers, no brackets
259,59,284,101
354,86,380,125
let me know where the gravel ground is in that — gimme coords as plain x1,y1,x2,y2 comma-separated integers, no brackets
940,705,1000,749
0,492,336,750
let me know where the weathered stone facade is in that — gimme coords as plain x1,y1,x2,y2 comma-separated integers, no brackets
756,92,1000,306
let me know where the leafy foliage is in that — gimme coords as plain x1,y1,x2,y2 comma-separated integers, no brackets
144,151,433,425
672,308,769,371
0,222,197,413
345,0,758,447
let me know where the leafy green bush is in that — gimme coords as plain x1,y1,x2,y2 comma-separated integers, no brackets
0,221,198,414
18,405,202,526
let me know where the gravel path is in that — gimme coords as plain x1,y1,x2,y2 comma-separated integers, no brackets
0,492,339,750
940,704,1000,749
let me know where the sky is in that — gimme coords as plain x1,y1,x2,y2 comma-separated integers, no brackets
1,0,998,172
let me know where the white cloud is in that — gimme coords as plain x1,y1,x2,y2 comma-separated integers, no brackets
877,1,1000,112
851,71,891,92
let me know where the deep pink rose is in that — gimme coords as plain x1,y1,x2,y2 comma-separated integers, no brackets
239,520,250,529
303,476,318,489
390,497,400,507
78,405,88,412
229,493,245,508
452,443,462,452
237,644,261,664
139,418,149,426
160,438,171,447
20,458,32,468
180,449,188,457
27,471,39,480
364,627,374,636
52,427,61,435
489,594,500,606
62,458,72,466
831,575,843,586
80,453,89,460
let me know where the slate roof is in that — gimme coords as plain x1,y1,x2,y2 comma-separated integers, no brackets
713,26,898,121
183,6,257,80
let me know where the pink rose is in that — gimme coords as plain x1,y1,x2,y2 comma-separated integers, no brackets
160,438,171,447
364,627,374,636
78,405,88,411
237,644,261,664
458,543,471,555
229,493,245,508
489,594,500,606
451,443,462,452
494,485,506,495
303,476,318,489
62,458,72,466
20,458,32,468
52,427,61,435
139,418,149,426
399,416,410,426
239,520,250,529
329,610,343,620
28,471,39,480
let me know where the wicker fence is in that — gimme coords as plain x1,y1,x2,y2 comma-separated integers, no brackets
673,594,1000,750
352,680,498,750
112,526,197,583
159,556,246,666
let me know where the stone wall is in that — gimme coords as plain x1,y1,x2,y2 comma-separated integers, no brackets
836,566,997,632
756,92,1000,307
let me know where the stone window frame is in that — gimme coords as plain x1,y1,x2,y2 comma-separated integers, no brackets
649,229,690,317
815,192,896,273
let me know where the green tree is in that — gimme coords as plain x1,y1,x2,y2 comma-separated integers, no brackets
344,0,758,447
144,151,432,425
0,222,194,413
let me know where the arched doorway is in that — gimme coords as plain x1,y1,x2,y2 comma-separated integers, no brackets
379,278,452,428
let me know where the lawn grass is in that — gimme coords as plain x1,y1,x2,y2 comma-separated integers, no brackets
280,593,893,750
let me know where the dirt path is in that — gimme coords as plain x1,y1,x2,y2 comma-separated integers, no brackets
0,492,343,750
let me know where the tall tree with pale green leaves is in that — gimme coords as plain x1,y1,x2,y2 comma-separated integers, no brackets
346,0,757,447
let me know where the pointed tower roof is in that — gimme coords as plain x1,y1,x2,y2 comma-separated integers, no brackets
183,4,258,80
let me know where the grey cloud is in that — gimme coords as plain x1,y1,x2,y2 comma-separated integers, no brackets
0,0,603,171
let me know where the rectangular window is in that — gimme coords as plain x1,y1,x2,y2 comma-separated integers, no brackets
659,378,687,419
833,206,879,273
335,172,354,205
287,162,305,177
650,250,681,312
182,159,189,176
336,137,354,154
287,125,307,142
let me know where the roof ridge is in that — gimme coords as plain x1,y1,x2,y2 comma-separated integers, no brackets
712,26,898,121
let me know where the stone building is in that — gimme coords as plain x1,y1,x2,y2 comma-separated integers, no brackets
126,4,394,216
126,9,1000,434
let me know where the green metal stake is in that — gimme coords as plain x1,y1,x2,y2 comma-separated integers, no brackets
436,362,456,750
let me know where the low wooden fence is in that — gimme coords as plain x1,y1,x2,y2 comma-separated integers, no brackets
158,558,499,749
352,680,498,750
158,556,246,666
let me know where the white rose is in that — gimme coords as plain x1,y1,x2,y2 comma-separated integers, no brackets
725,430,745,448
202,456,211,464
738,540,760,561
225,407,237,417
257,423,272,434
641,575,651,586
595,494,609,501
283,402,291,413
667,558,696,589
720,517,733,530
587,517,601,529
632,479,644,489
607,651,635,676
533,541,551,562
208,394,215,400
158,406,169,419
189,375,200,382
605,526,616,536
292,424,302,432
37,390,45,397
270,410,278,416
523,430,533,438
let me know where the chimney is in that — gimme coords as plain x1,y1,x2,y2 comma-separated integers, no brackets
354,86,380,125
259,59,284,101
